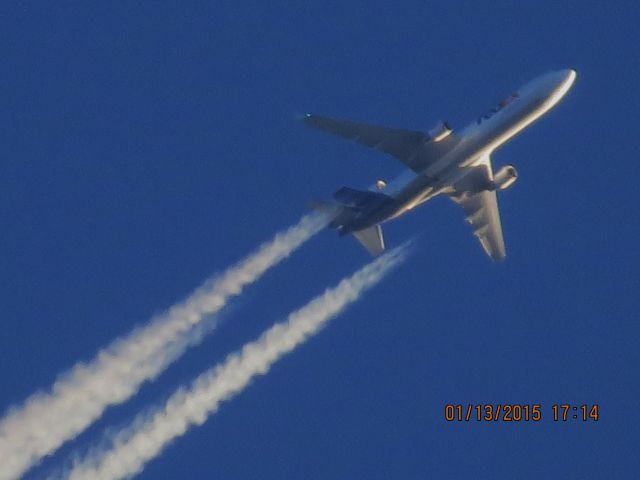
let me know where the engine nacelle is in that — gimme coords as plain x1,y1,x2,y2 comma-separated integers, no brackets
428,120,452,142
493,165,518,190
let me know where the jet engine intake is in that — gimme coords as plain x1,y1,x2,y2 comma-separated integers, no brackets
493,165,518,190
428,120,452,142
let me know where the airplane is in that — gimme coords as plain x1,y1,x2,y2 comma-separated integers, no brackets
303,69,577,260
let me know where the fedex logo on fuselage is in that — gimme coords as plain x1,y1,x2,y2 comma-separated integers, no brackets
477,92,520,124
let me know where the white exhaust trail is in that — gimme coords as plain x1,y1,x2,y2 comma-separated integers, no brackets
0,213,326,480
64,245,408,480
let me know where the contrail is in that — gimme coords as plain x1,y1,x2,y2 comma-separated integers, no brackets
64,245,408,480
0,213,326,480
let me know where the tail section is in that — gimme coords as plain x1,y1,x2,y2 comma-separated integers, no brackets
309,187,388,256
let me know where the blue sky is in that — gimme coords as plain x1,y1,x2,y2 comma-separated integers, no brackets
1,1,638,478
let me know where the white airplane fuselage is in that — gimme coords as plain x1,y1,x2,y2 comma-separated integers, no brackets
345,69,577,232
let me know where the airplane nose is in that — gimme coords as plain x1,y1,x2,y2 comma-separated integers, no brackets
546,69,577,95
560,69,577,91
551,69,573,82
562,68,577,84
543,69,577,104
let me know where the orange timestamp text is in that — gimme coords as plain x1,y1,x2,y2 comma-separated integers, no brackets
444,404,599,422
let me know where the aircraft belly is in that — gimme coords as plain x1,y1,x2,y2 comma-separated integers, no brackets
386,134,490,216
383,182,440,221
422,137,486,182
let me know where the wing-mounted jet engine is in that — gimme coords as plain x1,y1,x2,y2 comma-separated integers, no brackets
492,165,518,190
428,120,453,142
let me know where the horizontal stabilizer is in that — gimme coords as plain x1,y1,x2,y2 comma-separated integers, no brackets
353,225,385,256
334,186,392,209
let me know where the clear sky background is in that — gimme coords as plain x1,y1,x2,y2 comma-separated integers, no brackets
1,1,638,479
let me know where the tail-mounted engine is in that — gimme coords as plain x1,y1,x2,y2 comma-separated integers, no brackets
492,165,518,190
428,120,453,142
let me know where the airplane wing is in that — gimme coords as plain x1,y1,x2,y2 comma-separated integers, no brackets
302,114,460,173
352,225,385,256
448,157,506,261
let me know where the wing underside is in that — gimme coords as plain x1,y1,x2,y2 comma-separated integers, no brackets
302,114,459,173
449,157,506,261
